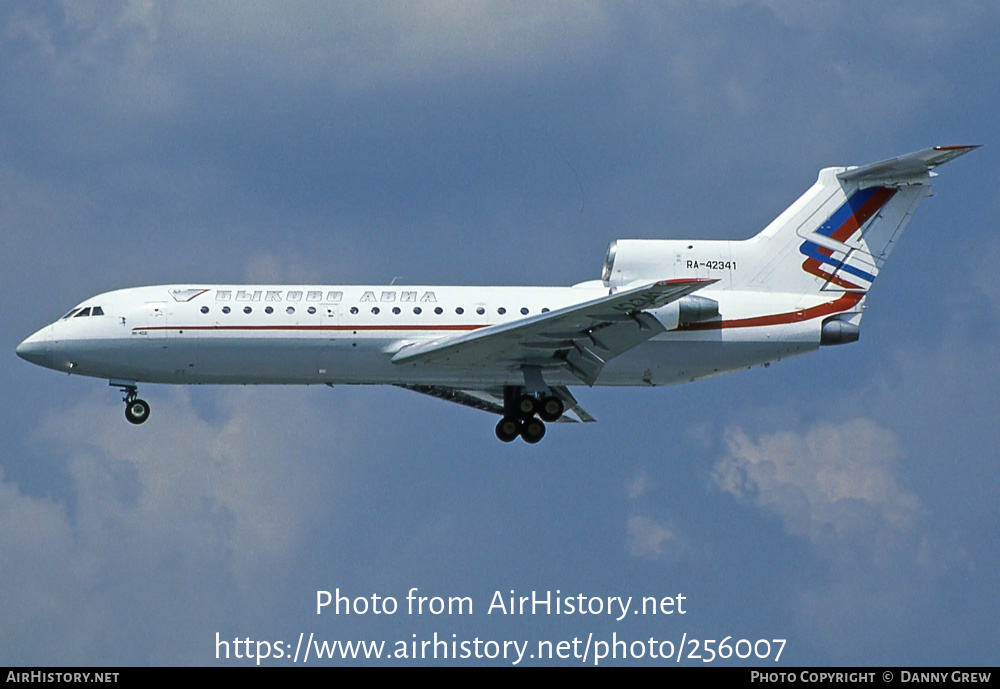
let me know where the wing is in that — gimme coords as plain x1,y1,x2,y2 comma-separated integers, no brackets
391,278,716,385
395,384,596,423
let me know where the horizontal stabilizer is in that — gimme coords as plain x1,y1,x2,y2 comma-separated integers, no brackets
837,145,979,183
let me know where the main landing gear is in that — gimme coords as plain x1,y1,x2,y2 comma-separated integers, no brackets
494,387,565,444
113,381,150,425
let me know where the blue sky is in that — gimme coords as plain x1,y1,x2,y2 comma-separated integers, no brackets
2,1,997,666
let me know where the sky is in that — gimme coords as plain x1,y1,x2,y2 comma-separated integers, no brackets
2,1,998,667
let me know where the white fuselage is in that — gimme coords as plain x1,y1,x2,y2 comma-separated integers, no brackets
18,282,834,389
15,147,974,439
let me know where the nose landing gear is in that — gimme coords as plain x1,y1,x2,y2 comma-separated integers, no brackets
125,397,151,425
112,381,150,425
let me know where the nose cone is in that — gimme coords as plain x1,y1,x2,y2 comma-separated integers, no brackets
16,326,54,369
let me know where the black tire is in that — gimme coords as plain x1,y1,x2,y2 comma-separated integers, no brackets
495,417,520,443
517,394,538,418
125,399,150,425
538,395,564,422
520,418,546,444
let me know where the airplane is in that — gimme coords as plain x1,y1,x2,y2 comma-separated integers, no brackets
17,145,977,443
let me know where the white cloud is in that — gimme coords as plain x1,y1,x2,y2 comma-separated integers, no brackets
712,419,920,548
4,1,174,120
626,515,678,559
968,236,1000,318
242,249,344,285
1,386,363,663
37,387,348,557
165,1,612,91
625,469,679,559
626,470,649,500
759,0,997,52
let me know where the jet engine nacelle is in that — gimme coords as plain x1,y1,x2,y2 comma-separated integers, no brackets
603,239,721,329
604,239,672,287
820,316,860,346
603,238,734,288
647,294,720,330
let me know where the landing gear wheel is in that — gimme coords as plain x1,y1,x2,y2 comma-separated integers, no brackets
125,398,150,425
520,418,546,444
538,395,565,423
495,417,521,443
517,394,538,418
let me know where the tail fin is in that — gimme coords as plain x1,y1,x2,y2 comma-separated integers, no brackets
740,145,978,294
601,146,977,303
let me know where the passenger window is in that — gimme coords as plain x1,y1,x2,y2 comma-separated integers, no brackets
265,306,274,314
350,307,359,315
392,307,401,315
222,306,231,314
456,307,464,315
286,307,295,315
520,307,529,315
476,307,485,315
243,306,252,314
434,307,443,315
201,306,209,314
307,306,316,314
414,307,422,315
497,307,506,315
372,307,380,315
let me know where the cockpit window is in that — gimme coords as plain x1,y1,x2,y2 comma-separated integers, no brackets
62,305,105,319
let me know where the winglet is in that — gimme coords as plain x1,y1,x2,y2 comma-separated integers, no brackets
837,145,979,182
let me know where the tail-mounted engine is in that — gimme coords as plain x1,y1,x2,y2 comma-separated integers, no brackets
603,240,720,328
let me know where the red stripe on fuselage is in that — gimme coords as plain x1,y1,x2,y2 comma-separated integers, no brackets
134,324,486,333
137,294,864,336
677,293,863,331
